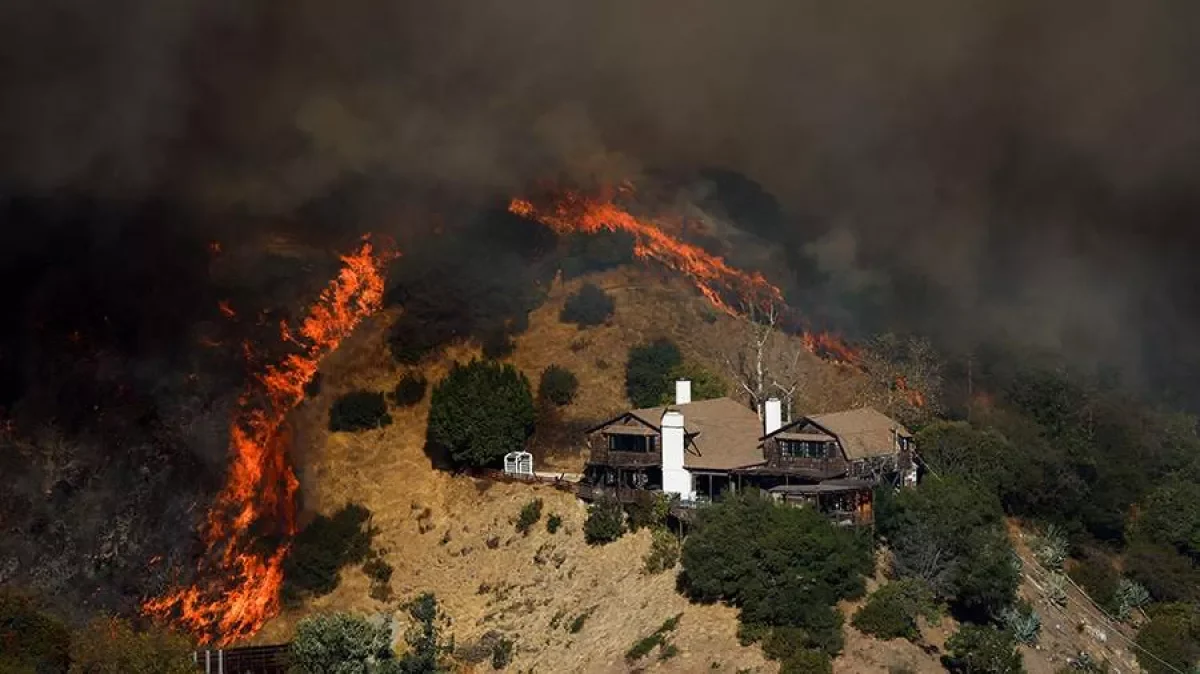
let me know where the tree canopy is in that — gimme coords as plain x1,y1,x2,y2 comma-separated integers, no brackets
290,612,394,674
625,338,682,408
427,360,535,468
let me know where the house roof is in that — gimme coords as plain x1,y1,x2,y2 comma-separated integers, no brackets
624,397,765,470
800,407,911,460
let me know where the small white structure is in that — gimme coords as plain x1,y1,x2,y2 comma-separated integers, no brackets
503,451,534,478
763,397,783,436
674,379,692,405
660,409,695,500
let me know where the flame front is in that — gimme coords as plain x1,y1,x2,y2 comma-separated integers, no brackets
144,238,392,645
510,187,861,363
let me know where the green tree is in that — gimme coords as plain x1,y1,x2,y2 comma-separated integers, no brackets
851,579,938,642
0,592,70,674
1134,477,1200,561
681,491,872,657
1134,603,1200,674
290,612,394,674
560,282,615,327
69,618,194,674
538,365,579,406
1124,539,1200,603
584,497,625,545
665,362,729,403
284,503,375,600
392,594,452,673
625,339,682,408
427,360,535,468
330,391,393,432
941,624,1024,673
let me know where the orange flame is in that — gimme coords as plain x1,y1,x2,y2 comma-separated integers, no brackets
511,187,863,365
218,300,236,319
144,238,393,645
894,376,926,408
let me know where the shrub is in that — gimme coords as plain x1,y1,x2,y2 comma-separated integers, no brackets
0,592,70,673
515,498,543,535
626,491,671,531
481,330,516,359
1067,554,1121,616
779,649,833,674
644,528,681,574
584,497,625,545
546,514,563,534
290,612,393,674
69,618,195,674
1124,539,1200,603
681,491,872,657
329,390,392,432
625,615,682,662
625,338,682,407
1134,603,1200,674
393,593,453,673
491,636,514,669
559,230,636,279
568,607,596,633
393,373,428,407
941,625,1024,674
999,601,1042,645
560,282,615,327
760,613,846,662
851,579,937,642
427,360,535,468
1113,577,1150,621
283,503,375,599
538,365,579,406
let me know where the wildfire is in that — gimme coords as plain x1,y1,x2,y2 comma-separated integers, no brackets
510,186,863,365
144,238,393,645
894,376,926,408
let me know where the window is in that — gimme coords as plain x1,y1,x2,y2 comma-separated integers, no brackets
607,433,654,453
780,440,831,459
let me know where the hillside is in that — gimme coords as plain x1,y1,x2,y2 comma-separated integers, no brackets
255,267,1145,673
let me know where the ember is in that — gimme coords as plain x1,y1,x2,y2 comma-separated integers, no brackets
144,238,393,645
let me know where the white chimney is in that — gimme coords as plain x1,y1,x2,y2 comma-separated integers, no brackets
661,410,693,500
764,398,783,435
675,379,692,405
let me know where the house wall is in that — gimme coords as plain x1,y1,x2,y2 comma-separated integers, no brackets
761,436,849,477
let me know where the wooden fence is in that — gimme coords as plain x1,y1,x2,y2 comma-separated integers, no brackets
193,644,290,674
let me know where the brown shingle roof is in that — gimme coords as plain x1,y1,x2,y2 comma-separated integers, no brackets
805,407,911,460
627,397,765,470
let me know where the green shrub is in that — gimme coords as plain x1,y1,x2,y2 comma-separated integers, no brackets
625,615,682,662
515,498,543,535
1067,554,1121,616
1031,524,1069,570
538,365,579,406
427,360,535,468
625,338,682,407
289,612,393,674
1113,577,1150,621
666,362,729,402
779,649,833,674
851,579,937,642
1134,603,1200,674
584,497,625,545
941,625,1024,674
568,607,596,633
283,503,375,599
69,618,195,674
998,601,1041,645
560,282,615,327
393,593,453,673
546,514,563,534
626,491,671,531
0,592,70,674
644,528,681,574
329,390,392,432
491,636,514,669
393,373,428,407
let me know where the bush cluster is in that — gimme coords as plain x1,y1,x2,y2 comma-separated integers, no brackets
427,360,535,468
560,282,615,327
643,529,681,575
625,338,682,408
584,497,625,545
393,373,428,407
329,390,392,432
546,513,563,534
538,365,579,406
851,579,937,642
283,503,375,600
515,498,543,535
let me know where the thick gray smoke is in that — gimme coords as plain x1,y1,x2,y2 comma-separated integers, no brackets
5,0,1200,382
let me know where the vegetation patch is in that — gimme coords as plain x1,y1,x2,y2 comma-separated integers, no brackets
515,498,544,535
940,624,1023,674
283,503,375,600
583,497,625,545
0,592,70,673
625,338,682,407
560,282,615,327
427,359,535,468
625,614,682,662
538,365,579,406
329,390,392,432
643,528,681,575
568,606,598,633
393,372,428,407
546,513,563,534
851,579,938,642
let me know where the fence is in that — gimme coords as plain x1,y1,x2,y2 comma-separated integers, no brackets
193,644,290,674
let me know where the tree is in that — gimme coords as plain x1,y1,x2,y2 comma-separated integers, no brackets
538,365,579,406
722,301,805,418
69,618,194,674
392,594,453,673
330,391,393,432
560,282,615,327
666,362,729,403
941,624,1024,674
859,332,945,425
0,592,70,674
427,360,535,468
625,339,682,407
1134,603,1200,674
290,612,394,674
681,491,872,658
851,579,938,642
1124,539,1200,603
1133,477,1200,561
284,503,375,600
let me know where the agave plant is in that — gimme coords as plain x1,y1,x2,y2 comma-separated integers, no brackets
1033,524,1069,570
1114,577,1150,621
1000,603,1042,644
1044,572,1069,606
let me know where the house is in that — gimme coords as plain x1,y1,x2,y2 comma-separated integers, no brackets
581,380,917,525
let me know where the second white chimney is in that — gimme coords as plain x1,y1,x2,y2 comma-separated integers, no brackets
764,397,783,435
661,410,693,500
675,379,692,405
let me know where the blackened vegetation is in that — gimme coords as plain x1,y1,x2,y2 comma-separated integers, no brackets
328,390,392,432
392,373,428,407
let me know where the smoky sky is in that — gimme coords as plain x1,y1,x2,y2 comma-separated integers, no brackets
6,0,1200,396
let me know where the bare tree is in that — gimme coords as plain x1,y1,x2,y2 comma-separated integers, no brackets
721,300,806,421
